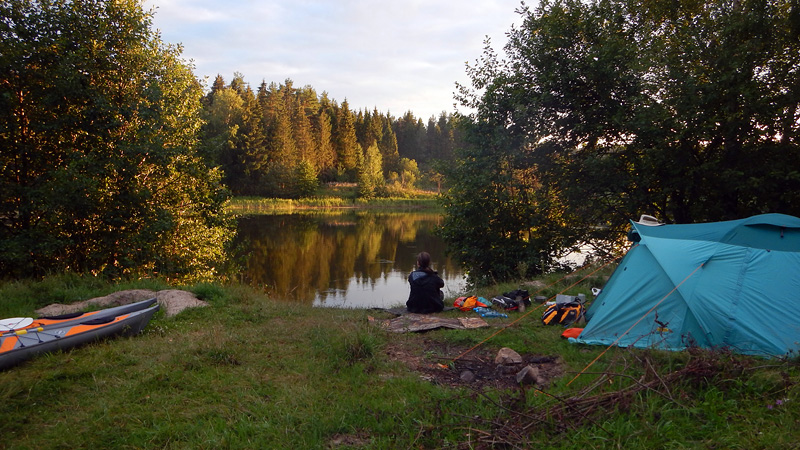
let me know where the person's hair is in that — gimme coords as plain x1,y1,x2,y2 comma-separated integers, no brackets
417,252,435,274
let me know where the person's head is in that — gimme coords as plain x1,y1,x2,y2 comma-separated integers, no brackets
417,252,431,270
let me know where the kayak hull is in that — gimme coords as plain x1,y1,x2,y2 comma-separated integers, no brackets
1,298,158,333
0,303,159,370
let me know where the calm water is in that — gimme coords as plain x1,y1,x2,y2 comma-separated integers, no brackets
234,211,468,308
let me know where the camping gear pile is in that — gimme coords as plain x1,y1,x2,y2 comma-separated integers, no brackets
575,213,800,357
452,290,533,319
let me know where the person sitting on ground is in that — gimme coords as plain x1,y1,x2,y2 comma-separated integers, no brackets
406,252,445,314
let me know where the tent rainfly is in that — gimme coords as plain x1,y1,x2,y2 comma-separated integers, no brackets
575,213,800,357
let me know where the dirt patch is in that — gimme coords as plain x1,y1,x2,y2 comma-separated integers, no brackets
327,432,372,448
385,337,564,391
35,289,209,318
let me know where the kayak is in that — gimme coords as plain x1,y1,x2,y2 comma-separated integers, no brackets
0,298,158,333
0,301,160,370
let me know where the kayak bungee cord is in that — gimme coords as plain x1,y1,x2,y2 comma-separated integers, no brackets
8,328,64,348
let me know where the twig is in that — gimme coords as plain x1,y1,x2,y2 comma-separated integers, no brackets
566,370,690,410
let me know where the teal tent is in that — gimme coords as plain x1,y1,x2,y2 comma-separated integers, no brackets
576,214,800,357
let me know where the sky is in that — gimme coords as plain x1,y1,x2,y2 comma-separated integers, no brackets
142,0,525,120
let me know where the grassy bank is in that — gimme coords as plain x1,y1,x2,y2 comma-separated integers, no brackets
0,275,798,449
228,184,441,215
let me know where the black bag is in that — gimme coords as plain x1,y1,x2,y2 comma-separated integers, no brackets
502,289,531,306
541,301,585,326
491,296,519,310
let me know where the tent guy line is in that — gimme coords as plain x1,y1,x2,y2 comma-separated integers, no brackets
567,260,704,387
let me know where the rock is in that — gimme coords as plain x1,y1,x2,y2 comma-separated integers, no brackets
494,347,523,365
35,289,209,318
155,289,209,317
460,370,476,383
35,289,157,317
515,365,540,385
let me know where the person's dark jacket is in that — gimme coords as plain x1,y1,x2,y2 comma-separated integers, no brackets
406,269,445,313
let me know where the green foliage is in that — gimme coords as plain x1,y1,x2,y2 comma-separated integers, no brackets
440,120,579,284
446,0,800,283
398,157,419,189
294,159,320,198
0,0,233,280
356,141,385,198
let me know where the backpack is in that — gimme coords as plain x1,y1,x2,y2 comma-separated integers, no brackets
541,301,585,326
502,289,531,306
491,296,519,310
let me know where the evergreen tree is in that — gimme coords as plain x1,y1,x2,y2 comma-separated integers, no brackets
379,116,400,175
260,81,297,195
334,100,361,180
394,111,426,162
313,108,336,179
292,95,315,166
210,74,226,93
424,116,439,163
204,74,226,106
238,84,268,195
229,72,248,95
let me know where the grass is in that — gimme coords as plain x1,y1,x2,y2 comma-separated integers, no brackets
0,274,798,449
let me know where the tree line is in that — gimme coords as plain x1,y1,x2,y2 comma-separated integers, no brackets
199,74,461,199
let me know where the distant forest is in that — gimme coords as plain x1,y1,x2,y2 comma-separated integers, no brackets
200,74,462,198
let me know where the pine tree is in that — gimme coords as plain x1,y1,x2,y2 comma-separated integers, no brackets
238,84,268,195
292,95,315,165
379,115,400,175
204,74,226,106
314,109,336,179
394,111,426,162
334,100,361,180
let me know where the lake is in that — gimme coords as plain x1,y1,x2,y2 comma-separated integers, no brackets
233,211,468,308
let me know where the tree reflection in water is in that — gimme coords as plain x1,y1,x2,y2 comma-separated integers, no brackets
234,211,467,308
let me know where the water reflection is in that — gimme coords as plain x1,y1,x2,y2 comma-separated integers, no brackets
234,211,467,308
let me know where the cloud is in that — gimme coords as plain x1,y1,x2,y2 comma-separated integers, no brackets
144,0,523,119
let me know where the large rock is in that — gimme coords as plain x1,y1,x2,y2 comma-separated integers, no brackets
515,365,540,385
35,289,209,318
156,290,210,317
